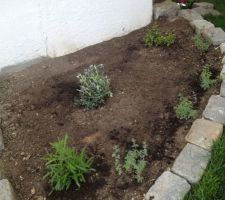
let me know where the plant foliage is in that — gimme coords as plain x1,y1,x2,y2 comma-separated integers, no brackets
44,135,94,192
174,96,197,120
76,64,112,109
200,65,216,90
144,28,176,47
193,34,210,52
112,139,148,183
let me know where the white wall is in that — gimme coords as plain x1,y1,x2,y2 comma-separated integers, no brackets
0,0,152,71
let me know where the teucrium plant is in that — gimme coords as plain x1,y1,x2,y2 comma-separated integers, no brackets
44,135,94,192
112,139,148,183
76,64,112,109
174,95,197,120
200,64,216,91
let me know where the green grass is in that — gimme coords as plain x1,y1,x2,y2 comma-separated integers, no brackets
203,0,225,31
185,133,225,200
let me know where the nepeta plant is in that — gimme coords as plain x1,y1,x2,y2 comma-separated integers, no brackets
200,65,216,90
112,139,148,183
44,135,94,192
174,96,197,120
193,34,210,52
76,64,112,109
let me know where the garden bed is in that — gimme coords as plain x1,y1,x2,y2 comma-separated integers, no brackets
0,17,221,200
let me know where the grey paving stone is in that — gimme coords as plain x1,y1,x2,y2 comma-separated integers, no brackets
172,143,210,184
220,80,225,97
145,171,190,200
203,27,225,46
190,19,214,34
220,43,225,54
0,129,4,151
220,64,225,79
192,7,221,16
185,118,223,150
203,95,225,124
154,0,179,20
178,9,203,21
222,56,225,64
0,179,17,200
193,2,214,9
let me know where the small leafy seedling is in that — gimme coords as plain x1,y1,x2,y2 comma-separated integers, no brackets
200,65,216,90
76,64,113,109
174,96,197,120
44,135,94,192
144,27,176,47
193,34,210,52
112,139,148,183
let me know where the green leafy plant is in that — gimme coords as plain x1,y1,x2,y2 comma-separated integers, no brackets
174,96,197,120
200,65,216,90
44,135,94,192
193,34,210,52
144,28,176,47
76,64,113,109
112,139,148,183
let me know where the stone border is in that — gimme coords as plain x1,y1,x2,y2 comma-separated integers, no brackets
1,1,225,200
145,1,225,200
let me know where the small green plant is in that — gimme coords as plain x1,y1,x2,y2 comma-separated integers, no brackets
193,34,210,52
174,96,197,120
200,65,216,90
76,64,112,109
44,135,94,192
144,28,176,47
112,139,148,183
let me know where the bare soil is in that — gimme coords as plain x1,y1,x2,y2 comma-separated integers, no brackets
0,18,222,200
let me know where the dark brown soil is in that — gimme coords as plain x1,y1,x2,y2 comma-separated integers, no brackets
0,17,222,200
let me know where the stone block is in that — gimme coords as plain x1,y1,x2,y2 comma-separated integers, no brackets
178,9,203,21
203,95,225,124
172,143,210,184
186,118,223,150
145,171,190,200
0,179,17,200
154,0,179,20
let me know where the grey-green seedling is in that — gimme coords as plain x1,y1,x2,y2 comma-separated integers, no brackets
112,139,148,183
76,64,112,109
174,96,197,120
193,34,210,52
200,65,216,90
112,145,123,175
44,135,94,192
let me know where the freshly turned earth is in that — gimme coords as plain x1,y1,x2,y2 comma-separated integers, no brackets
0,18,221,200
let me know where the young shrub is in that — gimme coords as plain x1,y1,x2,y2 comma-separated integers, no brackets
44,135,94,192
112,139,148,183
76,64,113,109
193,34,210,52
200,65,216,90
144,28,176,47
174,96,197,120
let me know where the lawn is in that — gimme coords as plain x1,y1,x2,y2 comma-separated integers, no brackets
203,0,225,31
185,133,225,200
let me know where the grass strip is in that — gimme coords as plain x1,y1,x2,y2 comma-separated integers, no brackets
185,132,225,200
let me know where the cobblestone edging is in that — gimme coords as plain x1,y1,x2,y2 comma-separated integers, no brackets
1,1,225,200
145,1,225,200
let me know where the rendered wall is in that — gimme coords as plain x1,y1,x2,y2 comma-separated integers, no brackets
0,0,152,71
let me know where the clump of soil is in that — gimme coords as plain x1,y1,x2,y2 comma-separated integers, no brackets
0,17,221,200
